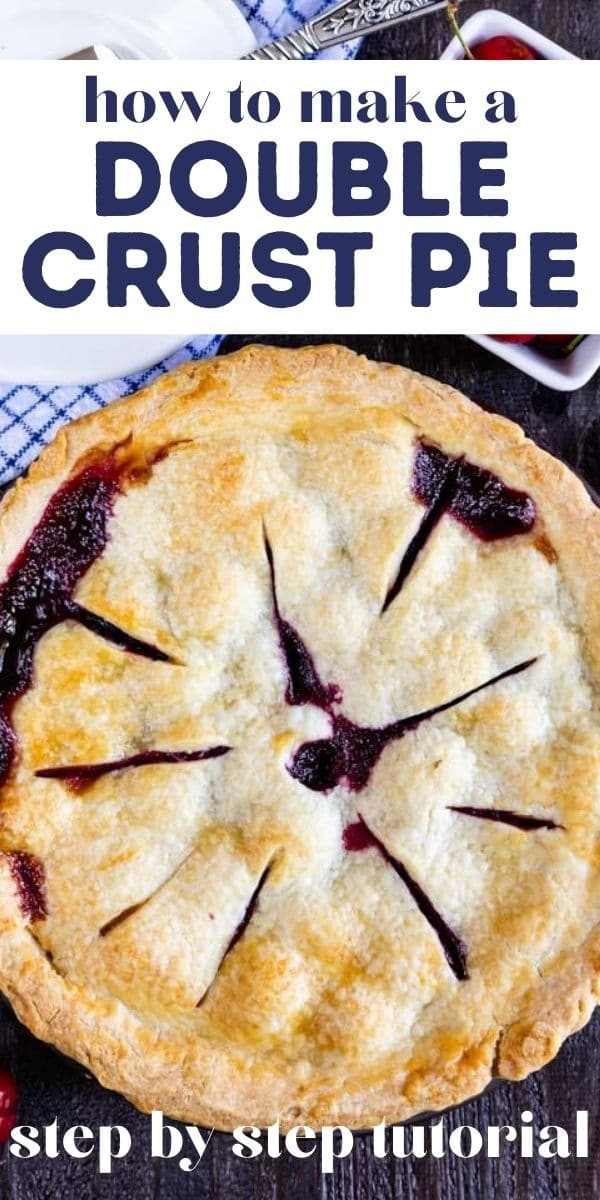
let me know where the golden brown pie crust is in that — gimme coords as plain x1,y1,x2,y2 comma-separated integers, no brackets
1,344,600,1129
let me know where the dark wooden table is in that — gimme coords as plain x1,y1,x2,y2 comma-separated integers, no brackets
2,3,600,1198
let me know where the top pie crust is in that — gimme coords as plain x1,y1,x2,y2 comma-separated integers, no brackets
0,344,600,1130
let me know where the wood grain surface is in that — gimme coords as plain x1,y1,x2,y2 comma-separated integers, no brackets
2,3,600,1197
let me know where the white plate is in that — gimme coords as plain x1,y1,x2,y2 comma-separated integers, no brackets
0,0,256,60
0,335,196,386
0,0,255,384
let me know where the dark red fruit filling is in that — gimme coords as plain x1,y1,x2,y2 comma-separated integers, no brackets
288,658,537,794
344,816,468,980
289,737,346,793
412,442,536,544
449,806,562,832
36,745,230,790
343,818,379,853
383,456,460,613
0,462,120,723
197,861,272,1006
383,443,535,613
0,458,173,786
4,850,47,921
264,444,536,794
0,712,15,787
265,533,341,709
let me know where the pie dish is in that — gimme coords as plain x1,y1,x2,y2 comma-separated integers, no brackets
1,344,600,1130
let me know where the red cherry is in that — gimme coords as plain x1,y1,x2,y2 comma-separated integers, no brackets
493,335,537,344
471,36,540,60
0,1068,18,1143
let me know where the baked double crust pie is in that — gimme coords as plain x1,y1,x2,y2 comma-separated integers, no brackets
0,345,600,1130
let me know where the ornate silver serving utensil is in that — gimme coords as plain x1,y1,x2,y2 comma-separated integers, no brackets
243,0,447,59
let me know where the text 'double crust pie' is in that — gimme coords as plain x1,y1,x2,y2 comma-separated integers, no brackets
1,345,600,1129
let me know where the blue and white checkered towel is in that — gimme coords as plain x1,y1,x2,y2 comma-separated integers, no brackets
0,0,357,485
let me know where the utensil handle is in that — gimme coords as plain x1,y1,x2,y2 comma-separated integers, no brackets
243,0,447,59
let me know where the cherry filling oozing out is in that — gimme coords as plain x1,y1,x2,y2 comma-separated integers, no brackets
280,434,538,796
383,441,536,614
276,441,539,794
0,458,175,787
3,851,47,922
267,442,559,981
288,658,537,795
0,456,230,929
413,440,536,541
264,531,341,710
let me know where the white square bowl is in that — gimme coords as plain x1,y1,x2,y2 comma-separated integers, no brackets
469,335,600,393
440,8,577,62
442,10,599,391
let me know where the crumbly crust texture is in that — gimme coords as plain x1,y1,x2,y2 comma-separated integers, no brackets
1,344,600,1129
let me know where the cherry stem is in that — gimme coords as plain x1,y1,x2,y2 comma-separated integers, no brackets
564,335,586,356
446,2,475,60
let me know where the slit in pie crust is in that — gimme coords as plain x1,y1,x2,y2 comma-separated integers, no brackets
1,344,600,1130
